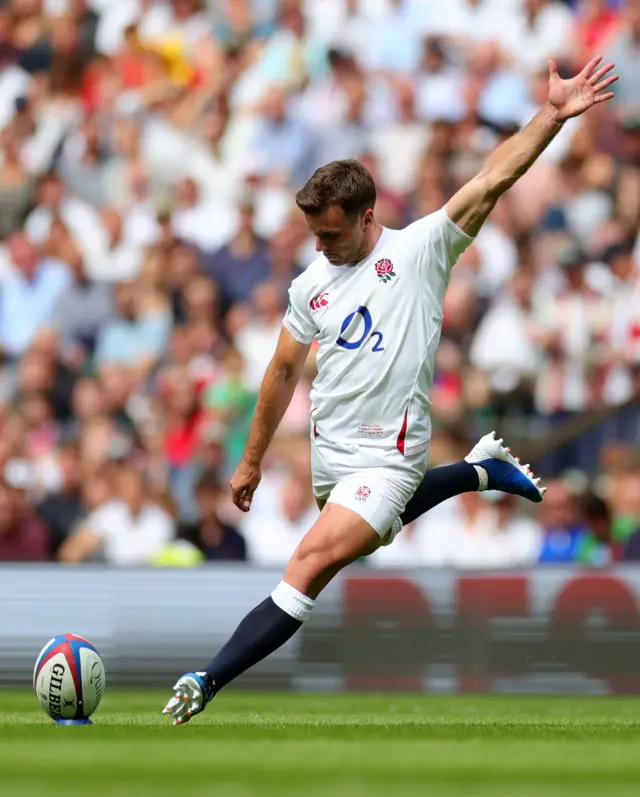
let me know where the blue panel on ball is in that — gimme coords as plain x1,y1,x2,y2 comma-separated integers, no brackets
68,641,86,684
55,718,93,726
33,635,69,686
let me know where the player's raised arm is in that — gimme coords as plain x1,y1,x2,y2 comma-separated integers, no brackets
230,326,311,512
446,56,618,238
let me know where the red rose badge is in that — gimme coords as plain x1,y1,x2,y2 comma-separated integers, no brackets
374,258,396,283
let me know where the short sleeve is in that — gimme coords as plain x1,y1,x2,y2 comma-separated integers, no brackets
282,279,318,345
406,207,474,273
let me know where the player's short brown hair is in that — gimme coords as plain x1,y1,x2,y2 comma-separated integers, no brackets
295,159,376,218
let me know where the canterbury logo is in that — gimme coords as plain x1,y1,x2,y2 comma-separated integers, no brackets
310,292,329,311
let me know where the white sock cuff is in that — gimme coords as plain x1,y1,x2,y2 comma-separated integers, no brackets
474,464,489,491
271,581,315,622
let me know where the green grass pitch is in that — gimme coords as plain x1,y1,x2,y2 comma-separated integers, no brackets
2,691,640,796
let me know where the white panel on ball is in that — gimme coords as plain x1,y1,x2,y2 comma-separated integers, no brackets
80,647,106,717
34,651,79,721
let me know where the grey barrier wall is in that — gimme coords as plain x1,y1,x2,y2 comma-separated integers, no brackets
3,565,640,693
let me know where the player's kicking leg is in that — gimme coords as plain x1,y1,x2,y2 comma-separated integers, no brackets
400,431,545,526
163,503,381,725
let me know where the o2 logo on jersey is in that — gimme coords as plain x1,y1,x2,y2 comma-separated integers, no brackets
336,305,384,353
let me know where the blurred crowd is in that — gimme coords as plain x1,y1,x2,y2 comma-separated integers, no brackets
0,0,638,567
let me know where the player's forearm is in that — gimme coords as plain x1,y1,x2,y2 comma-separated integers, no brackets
242,359,299,466
481,103,564,197
446,103,566,236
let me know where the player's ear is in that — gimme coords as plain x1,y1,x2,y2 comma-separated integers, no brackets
361,208,374,229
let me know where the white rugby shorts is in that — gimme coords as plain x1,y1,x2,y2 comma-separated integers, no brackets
310,432,429,545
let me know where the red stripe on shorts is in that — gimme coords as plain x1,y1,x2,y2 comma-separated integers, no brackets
396,410,408,455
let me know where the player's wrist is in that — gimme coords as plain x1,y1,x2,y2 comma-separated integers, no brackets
241,451,263,469
544,101,567,126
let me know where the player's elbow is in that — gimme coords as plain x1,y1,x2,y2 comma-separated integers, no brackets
270,338,311,385
269,354,301,385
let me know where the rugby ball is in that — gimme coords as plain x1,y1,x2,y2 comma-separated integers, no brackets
33,634,105,722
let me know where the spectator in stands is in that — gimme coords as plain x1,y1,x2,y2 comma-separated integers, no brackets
0,479,49,561
536,245,609,400
617,471,640,558
314,72,370,170
22,390,59,466
181,274,221,329
179,470,246,561
0,234,70,359
16,348,67,425
94,281,171,376
606,0,640,114
445,491,541,570
366,0,425,75
233,279,287,394
538,479,593,563
80,466,113,516
136,245,174,326
78,414,132,474
534,244,610,474
37,441,84,557
491,492,543,566
65,376,104,439
24,171,105,264
470,267,540,416
0,126,35,240
249,86,316,188
201,345,255,473
574,0,622,65
93,207,143,283
506,0,574,77
158,364,203,520
58,462,174,564
165,241,202,323
48,241,113,367
170,177,228,253
579,491,616,565
204,195,271,308
371,77,429,196
99,365,139,441
415,36,465,124
603,239,640,407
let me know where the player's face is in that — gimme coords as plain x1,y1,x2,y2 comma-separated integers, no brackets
305,205,373,266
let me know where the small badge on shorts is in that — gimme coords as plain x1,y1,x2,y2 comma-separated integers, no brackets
374,258,396,284
354,485,371,501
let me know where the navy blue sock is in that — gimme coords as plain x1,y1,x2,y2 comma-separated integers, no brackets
204,588,312,692
400,461,479,526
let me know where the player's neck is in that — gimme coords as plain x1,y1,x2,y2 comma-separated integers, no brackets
354,223,384,265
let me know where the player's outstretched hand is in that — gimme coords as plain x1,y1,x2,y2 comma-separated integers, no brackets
230,459,262,512
548,55,618,122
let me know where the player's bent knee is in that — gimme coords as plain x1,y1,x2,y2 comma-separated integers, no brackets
284,503,381,597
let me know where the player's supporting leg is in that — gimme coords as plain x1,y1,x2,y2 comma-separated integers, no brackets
400,431,545,526
163,504,380,726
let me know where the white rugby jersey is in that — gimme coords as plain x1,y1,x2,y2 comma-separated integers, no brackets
283,208,473,454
